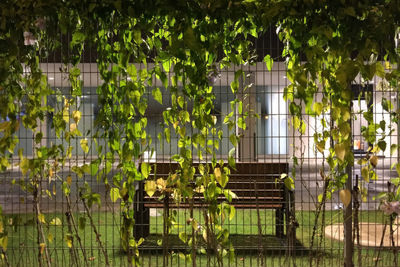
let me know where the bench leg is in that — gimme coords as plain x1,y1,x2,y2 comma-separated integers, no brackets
276,208,284,237
134,181,150,239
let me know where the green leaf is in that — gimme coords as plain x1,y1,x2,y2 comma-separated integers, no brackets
20,158,30,175
214,167,227,187
381,98,393,112
377,140,386,152
164,128,171,143
395,163,400,177
228,148,236,168
263,54,273,71
141,162,150,178
391,144,398,156
110,187,120,202
78,217,86,230
71,31,85,46
152,88,163,104
162,59,172,73
127,64,137,79
89,162,99,176
339,122,351,139
313,102,323,116
229,205,235,220
284,176,295,190
179,232,187,242
237,117,246,129
229,134,237,147
69,67,81,78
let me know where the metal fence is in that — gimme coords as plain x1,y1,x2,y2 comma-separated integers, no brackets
1,33,399,267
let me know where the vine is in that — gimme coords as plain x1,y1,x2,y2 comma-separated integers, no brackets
0,1,400,267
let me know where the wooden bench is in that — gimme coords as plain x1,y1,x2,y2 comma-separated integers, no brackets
134,162,294,239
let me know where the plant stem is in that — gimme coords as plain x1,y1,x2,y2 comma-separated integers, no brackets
163,194,170,267
33,178,51,267
81,198,110,267
65,211,80,266
390,214,398,267
190,197,197,267
0,247,10,267
255,181,264,267
374,221,387,267
65,195,88,265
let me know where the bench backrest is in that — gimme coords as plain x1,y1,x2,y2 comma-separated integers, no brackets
145,162,289,208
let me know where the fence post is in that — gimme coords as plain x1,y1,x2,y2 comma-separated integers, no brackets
344,100,353,267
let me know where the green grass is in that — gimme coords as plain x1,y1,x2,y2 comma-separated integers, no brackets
2,209,397,266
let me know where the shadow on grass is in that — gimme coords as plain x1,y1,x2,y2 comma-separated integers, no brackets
138,234,331,257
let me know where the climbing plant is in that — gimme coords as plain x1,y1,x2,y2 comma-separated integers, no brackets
0,0,400,266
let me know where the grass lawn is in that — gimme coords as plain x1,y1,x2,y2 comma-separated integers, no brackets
2,209,397,267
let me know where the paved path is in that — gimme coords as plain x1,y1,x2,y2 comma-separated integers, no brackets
325,221,400,247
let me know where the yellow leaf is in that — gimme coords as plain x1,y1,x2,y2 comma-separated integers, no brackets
202,229,208,242
361,166,369,183
65,235,73,248
145,180,157,197
214,167,221,178
63,109,69,123
191,219,198,231
339,189,351,208
156,178,166,190
50,217,62,226
39,243,46,254
370,155,378,168
316,141,325,153
49,168,54,178
0,121,11,132
313,102,323,116
0,236,8,251
70,123,77,132
66,175,72,186
194,186,204,193
72,110,81,123
47,233,54,243
38,213,46,224
0,221,3,233
334,143,346,162
67,146,73,158
214,167,221,180
20,157,30,175
80,138,89,153
211,115,217,125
